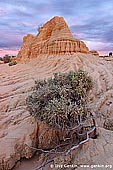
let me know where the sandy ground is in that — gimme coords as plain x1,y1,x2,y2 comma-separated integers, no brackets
0,53,113,170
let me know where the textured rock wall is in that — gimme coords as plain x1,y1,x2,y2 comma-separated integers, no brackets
17,34,34,62
17,16,89,62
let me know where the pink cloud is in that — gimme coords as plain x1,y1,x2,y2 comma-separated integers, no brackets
17,22,36,27
73,31,86,40
0,8,6,16
84,41,110,56
0,49,18,57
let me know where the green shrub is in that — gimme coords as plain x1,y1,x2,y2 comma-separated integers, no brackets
26,70,93,129
3,55,11,63
8,61,17,66
0,57,3,61
109,52,112,56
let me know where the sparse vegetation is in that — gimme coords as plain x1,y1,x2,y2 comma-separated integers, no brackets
2,55,11,63
8,60,17,66
1,54,17,64
109,52,112,57
0,57,3,61
26,70,93,129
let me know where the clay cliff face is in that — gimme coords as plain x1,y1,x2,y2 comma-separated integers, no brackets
17,16,89,61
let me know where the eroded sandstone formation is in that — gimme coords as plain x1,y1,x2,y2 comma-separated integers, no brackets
17,16,89,61
90,50,99,56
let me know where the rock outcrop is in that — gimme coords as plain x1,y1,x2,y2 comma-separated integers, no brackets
13,127,113,170
104,117,113,131
53,128,113,169
17,16,89,62
0,110,37,170
90,50,99,56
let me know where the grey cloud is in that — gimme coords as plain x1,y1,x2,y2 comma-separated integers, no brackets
0,0,113,54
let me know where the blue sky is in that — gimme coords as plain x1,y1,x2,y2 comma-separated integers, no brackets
0,0,113,56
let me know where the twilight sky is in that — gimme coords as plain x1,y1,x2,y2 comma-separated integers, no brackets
0,0,113,56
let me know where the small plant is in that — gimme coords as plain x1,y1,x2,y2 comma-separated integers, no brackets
0,57,3,61
109,52,112,57
9,61,17,66
3,55,11,63
26,70,93,129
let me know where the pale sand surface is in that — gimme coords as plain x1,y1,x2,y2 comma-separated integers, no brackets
0,54,113,169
